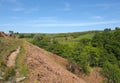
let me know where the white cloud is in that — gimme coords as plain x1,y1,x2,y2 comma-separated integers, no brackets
11,7,40,13
96,3,115,9
26,17,58,23
92,16,103,19
13,20,120,27
0,0,16,3
0,23,13,27
80,3,118,9
10,16,21,19
32,21,120,27
8,0,16,2
24,7,39,14
11,7,24,12
64,2,71,11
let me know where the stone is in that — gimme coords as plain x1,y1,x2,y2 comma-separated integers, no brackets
16,77,26,82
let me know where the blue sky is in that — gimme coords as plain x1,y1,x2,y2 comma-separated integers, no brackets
0,0,120,33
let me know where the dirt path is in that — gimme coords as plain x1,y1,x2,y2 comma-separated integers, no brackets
26,43,86,83
7,47,20,67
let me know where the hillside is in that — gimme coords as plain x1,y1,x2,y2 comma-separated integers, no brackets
26,42,86,83
1,28,120,83
26,28,120,83
0,37,86,83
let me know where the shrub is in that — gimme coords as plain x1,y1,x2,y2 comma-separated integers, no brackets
102,62,120,83
4,67,15,80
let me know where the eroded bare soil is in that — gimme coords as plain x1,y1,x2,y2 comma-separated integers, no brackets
26,43,86,83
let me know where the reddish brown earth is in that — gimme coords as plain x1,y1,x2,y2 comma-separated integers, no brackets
79,67,104,83
26,43,86,83
0,32,6,38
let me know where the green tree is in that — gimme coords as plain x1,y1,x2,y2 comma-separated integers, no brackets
102,62,120,83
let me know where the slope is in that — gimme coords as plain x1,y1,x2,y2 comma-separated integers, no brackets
26,42,86,83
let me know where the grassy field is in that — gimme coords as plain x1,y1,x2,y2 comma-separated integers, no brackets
0,38,21,70
0,38,28,82
73,33,95,41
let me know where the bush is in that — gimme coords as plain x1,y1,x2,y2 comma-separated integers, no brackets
102,62,120,83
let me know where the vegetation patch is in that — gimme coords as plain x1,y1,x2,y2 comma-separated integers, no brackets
15,40,28,77
18,28,120,82
0,38,28,82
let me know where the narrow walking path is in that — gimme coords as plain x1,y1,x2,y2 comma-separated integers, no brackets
7,47,20,67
